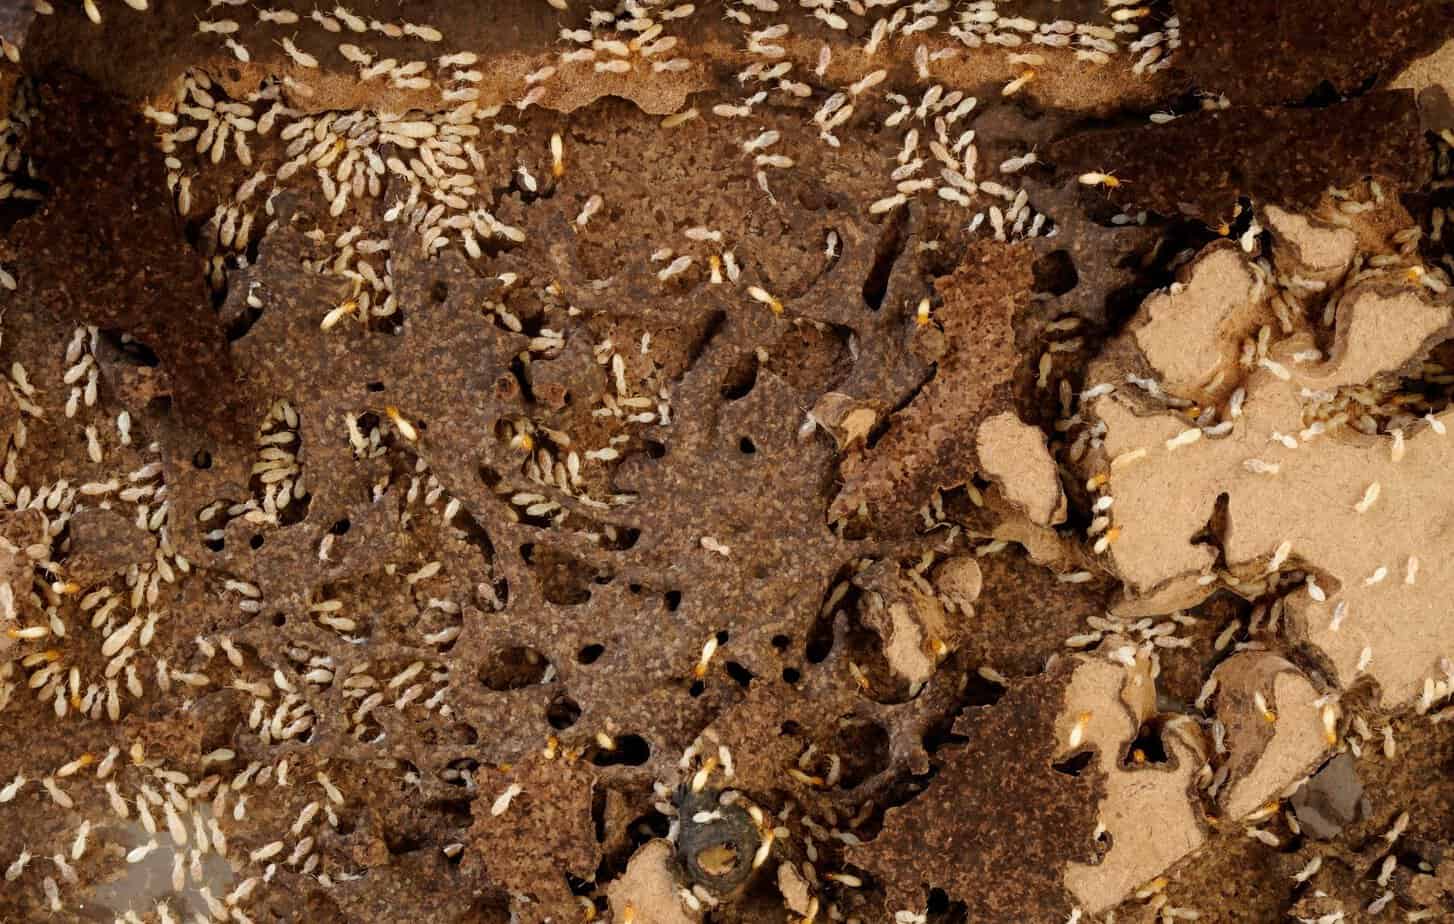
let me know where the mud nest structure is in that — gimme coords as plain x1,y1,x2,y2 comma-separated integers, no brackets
4,2,1454,923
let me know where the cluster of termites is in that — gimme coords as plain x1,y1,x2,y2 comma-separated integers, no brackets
0,0,1209,919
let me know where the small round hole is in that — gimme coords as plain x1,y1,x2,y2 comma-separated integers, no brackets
927,889,950,915
724,662,754,689
547,696,581,729
480,646,551,691
738,436,756,455
577,644,605,665
591,734,649,767
192,450,212,469
1053,751,1094,777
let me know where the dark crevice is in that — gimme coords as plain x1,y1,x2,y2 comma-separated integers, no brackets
509,356,535,404
547,695,581,729
1291,76,1378,110
863,364,937,451
448,505,498,570
863,205,910,310
479,646,551,691
577,643,605,665
850,764,939,838
1125,721,1169,766
530,546,595,605
1190,491,1231,563
682,309,728,379
99,329,160,366
1053,750,1095,776
833,719,891,789
962,671,1007,707
1032,249,1079,295
724,661,754,689
806,564,861,665
720,351,759,401
590,733,650,767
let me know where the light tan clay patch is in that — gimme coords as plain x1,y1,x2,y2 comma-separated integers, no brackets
1213,653,1334,821
1132,243,1270,402
608,840,699,924
1092,270,1454,707
1057,648,1207,915
976,412,1066,527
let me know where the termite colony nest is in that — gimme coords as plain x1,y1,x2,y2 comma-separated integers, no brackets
1,1,1453,923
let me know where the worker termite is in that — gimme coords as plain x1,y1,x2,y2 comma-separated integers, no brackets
746,286,783,315
575,194,603,227
742,129,780,153
491,783,523,816
280,37,319,69
657,255,692,282
403,22,443,42
870,193,906,214
257,8,299,24
0,774,24,802
127,840,159,864
849,69,887,96
1079,171,1124,189
550,133,564,177
224,38,251,62
386,406,419,442
370,18,404,38
334,5,367,31
4,850,30,881
339,43,372,66
321,281,362,330
1068,711,1091,748
1002,69,1036,96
